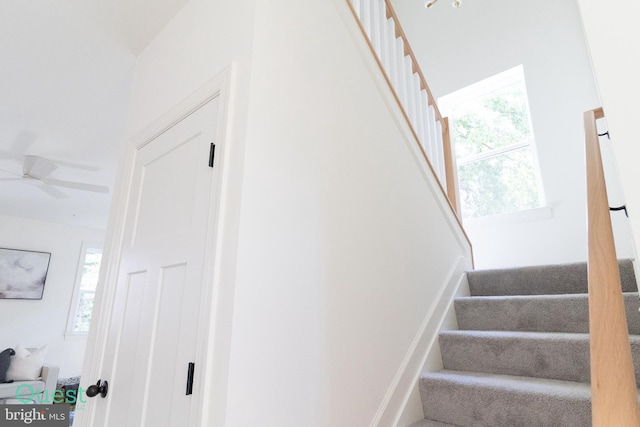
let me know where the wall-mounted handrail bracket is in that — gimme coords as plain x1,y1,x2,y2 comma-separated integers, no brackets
610,205,628,217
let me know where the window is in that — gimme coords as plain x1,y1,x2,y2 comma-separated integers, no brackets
66,244,102,335
439,66,544,219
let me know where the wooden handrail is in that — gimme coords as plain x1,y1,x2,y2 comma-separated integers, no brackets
585,107,640,426
345,0,465,238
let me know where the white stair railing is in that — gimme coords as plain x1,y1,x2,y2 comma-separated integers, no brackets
347,0,459,218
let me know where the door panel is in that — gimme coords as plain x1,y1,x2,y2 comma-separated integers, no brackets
133,134,201,245
94,96,220,427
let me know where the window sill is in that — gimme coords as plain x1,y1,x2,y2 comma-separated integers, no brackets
463,206,553,227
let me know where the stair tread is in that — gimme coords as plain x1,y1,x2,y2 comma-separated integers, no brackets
442,330,590,339
421,369,592,395
408,420,461,427
466,259,637,296
441,329,640,339
439,330,640,383
454,292,640,334
420,370,594,426
455,291,637,301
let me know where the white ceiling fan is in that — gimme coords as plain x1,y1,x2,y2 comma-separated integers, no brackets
0,155,109,199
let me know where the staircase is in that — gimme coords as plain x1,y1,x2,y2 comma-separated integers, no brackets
410,259,640,427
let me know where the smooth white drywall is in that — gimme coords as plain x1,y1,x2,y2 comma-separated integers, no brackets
392,0,632,268
577,0,640,267
96,0,471,424
226,0,471,425
0,214,104,377
126,0,255,137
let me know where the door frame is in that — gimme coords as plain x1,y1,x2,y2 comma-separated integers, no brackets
77,65,234,427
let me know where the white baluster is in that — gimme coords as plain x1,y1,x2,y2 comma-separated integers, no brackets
361,0,372,39
404,66,416,127
395,38,407,110
386,19,397,89
371,0,381,58
411,72,422,131
416,85,427,149
421,92,433,160
378,0,389,71
436,120,447,188
352,0,362,20
428,105,438,173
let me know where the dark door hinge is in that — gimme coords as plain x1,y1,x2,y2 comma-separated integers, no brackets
186,362,195,395
209,143,216,168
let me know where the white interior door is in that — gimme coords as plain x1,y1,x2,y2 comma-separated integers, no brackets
89,96,220,427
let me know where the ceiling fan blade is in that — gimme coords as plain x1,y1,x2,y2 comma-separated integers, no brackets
41,178,109,194
0,177,22,181
24,156,58,179
45,158,100,172
38,184,69,199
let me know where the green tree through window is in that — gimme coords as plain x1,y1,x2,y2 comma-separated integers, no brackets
440,66,543,219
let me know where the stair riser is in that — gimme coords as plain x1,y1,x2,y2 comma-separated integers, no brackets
466,259,637,296
420,375,591,427
455,293,640,334
440,332,640,384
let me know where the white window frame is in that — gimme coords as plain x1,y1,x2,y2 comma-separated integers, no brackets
439,65,547,219
65,242,102,339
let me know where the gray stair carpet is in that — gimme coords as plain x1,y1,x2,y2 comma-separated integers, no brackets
407,419,461,427
466,258,636,296
455,292,640,334
414,259,640,427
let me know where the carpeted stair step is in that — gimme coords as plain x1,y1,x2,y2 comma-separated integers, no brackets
419,370,592,427
454,292,640,334
439,330,640,384
413,260,640,426
407,420,460,427
467,259,637,296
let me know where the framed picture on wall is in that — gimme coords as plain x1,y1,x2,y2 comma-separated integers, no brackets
0,247,51,300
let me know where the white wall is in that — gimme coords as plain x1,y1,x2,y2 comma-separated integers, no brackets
90,0,472,425
392,0,628,268
225,0,471,425
577,0,640,268
0,214,104,377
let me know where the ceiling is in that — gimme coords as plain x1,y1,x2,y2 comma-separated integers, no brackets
0,0,188,230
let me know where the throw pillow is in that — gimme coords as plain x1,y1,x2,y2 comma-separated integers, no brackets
0,348,15,383
6,344,48,381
